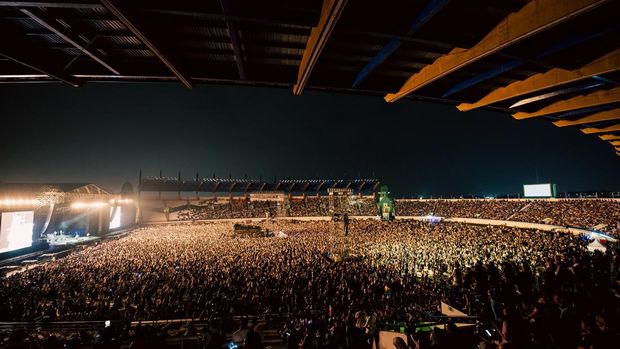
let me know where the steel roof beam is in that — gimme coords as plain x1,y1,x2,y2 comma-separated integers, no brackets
219,0,245,80
384,0,608,103
611,141,620,146
592,75,620,86
0,52,80,86
17,16,591,73
509,82,605,109
20,8,119,75
554,108,620,127
444,29,612,99
0,1,103,9
546,104,612,121
293,0,348,95
0,29,82,86
146,8,314,31
7,5,605,79
459,48,620,111
599,134,620,141
513,86,620,119
99,0,193,88
352,0,450,88
581,123,620,134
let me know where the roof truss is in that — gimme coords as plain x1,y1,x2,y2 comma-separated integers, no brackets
20,8,119,75
99,0,193,88
554,108,620,127
352,0,450,88
0,1,103,9
384,0,608,102
219,0,245,80
293,0,348,95
513,86,620,119
0,27,82,86
581,123,620,134
459,48,620,111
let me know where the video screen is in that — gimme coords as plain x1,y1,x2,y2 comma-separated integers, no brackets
109,206,122,229
523,183,553,197
0,211,34,253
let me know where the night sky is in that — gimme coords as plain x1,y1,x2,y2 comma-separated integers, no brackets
1,83,618,197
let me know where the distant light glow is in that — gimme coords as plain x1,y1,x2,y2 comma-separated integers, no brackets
422,215,442,223
0,198,39,206
109,198,133,204
71,201,108,209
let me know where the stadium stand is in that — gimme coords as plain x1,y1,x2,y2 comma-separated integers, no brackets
395,198,620,236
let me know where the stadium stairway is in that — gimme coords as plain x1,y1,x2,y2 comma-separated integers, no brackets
506,201,532,221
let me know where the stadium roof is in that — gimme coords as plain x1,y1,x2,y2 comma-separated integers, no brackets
140,177,380,194
0,182,110,195
1,0,618,155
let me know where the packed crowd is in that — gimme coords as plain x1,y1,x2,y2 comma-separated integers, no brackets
288,197,330,217
174,197,620,236
394,200,525,220
177,200,280,220
1,219,618,348
287,197,376,217
395,199,620,235
177,197,377,220
510,200,620,235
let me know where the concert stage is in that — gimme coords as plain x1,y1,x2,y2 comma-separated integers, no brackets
46,234,99,247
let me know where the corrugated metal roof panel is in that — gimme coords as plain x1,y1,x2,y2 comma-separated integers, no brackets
59,47,81,56
186,52,235,61
182,40,233,51
250,57,300,66
111,49,155,58
37,34,66,45
73,6,108,16
86,19,125,32
14,17,46,30
192,26,230,39
245,46,304,57
99,35,142,46
242,31,308,45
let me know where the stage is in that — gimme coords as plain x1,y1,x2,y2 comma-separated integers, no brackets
46,234,99,247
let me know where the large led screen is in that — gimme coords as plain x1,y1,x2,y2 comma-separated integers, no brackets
0,211,34,253
523,184,553,198
109,207,122,229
